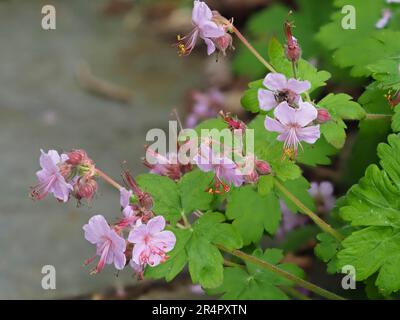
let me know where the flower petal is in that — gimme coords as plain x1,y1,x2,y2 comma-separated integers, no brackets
199,21,225,38
192,0,212,25
258,89,277,111
296,125,320,144
274,101,296,125
147,216,166,234
202,37,216,55
296,101,318,127
263,73,288,91
286,79,311,94
264,116,286,133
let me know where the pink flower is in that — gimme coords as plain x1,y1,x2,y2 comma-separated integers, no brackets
264,100,320,157
128,216,176,268
120,187,134,219
194,143,244,193
309,181,335,214
284,21,301,63
83,215,127,273
258,73,310,111
177,0,225,56
31,149,73,202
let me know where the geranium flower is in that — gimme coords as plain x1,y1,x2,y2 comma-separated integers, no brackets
264,100,320,157
194,143,244,193
258,73,310,111
176,0,225,56
128,216,176,268
83,215,127,273
31,149,73,202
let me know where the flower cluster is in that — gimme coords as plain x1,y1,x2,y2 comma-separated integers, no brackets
176,1,233,57
31,149,97,203
83,172,176,277
258,73,326,158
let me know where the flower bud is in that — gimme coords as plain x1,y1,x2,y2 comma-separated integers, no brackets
255,159,271,175
317,108,331,123
219,111,246,131
213,33,233,56
140,192,154,210
74,177,98,201
284,21,301,63
244,170,259,184
66,149,88,165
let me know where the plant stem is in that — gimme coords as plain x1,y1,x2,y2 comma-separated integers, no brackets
218,245,345,300
95,168,123,191
231,26,276,73
274,178,344,242
224,259,245,268
280,286,312,300
365,113,392,120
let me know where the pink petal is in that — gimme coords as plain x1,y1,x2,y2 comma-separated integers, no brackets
147,216,166,234
296,125,320,144
274,101,297,125
258,89,277,111
83,215,109,244
128,224,147,244
202,37,216,55
192,0,212,26
263,73,288,91
113,251,126,270
296,101,318,127
319,181,334,197
199,21,225,38
286,79,311,94
153,230,176,252
39,149,59,172
120,187,132,209
264,116,286,133
131,243,147,265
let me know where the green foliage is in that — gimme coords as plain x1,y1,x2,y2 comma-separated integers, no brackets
318,93,366,149
226,185,281,245
209,248,305,299
337,134,400,294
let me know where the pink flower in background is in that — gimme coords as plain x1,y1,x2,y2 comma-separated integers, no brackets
194,143,244,193
309,181,335,214
83,215,127,273
128,216,176,268
177,0,225,56
258,73,310,111
31,149,73,202
186,88,225,128
264,100,320,156
376,9,393,29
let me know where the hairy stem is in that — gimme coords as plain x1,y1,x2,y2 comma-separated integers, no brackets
231,26,276,73
274,178,344,241
365,113,392,120
218,245,345,300
95,168,123,191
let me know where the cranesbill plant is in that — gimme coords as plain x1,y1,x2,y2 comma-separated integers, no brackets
31,0,400,300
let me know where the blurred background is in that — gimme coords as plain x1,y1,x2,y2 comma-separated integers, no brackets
0,0,387,299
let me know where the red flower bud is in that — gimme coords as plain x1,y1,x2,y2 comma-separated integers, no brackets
317,108,331,123
244,170,259,184
74,177,98,201
284,21,301,63
66,149,88,165
214,33,233,56
255,159,271,175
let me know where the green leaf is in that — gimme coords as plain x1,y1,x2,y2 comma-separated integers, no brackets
192,212,243,250
210,248,305,300
187,235,224,289
337,134,400,293
226,186,281,245
257,175,274,196
136,174,181,223
318,93,366,148
391,104,400,133
178,169,214,215
369,58,400,91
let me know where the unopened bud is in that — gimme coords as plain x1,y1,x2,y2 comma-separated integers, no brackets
66,149,88,165
140,192,154,210
284,21,301,63
317,108,331,123
219,111,246,131
214,33,233,56
245,170,259,184
255,159,271,175
74,178,98,201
